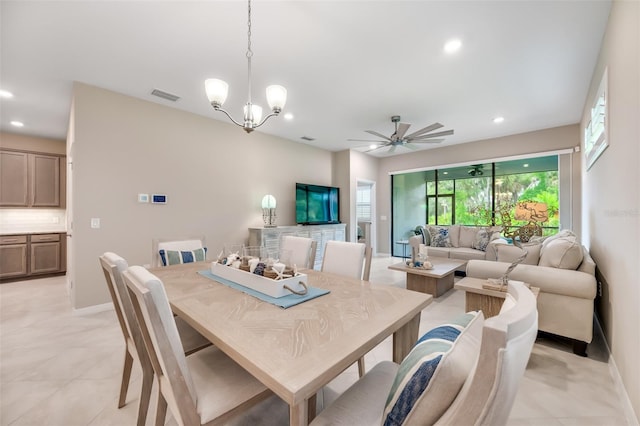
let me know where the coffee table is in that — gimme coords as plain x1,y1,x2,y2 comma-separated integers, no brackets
388,257,466,297
455,276,540,318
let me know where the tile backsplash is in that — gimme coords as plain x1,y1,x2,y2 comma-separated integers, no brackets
0,209,67,233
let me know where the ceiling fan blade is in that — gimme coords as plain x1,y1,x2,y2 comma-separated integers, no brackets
395,123,411,139
365,130,392,141
388,145,397,154
404,143,419,150
410,129,454,140
347,138,387,143
409,139,445,144
404,122,443,139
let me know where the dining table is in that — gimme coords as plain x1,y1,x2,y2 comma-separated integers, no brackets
151,261,432,426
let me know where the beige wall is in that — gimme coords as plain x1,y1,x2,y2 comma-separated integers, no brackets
581,0,639,420
70,83,334,309
376,125,581,253
0,132,66,154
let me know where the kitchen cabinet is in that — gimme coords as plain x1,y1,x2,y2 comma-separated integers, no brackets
0,150,64,207
0,235,28,279
0,233,66,281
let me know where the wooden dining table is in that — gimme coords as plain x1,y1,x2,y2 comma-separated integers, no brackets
151,262,432,426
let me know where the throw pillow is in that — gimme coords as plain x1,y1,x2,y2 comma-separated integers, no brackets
447,225,461,248
495,243,542,265
382,311,483,426
427,226,451,248
538,237,583,270
472,229,492,251
159,247,207,266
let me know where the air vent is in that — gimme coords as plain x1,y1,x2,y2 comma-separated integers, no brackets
151,89,180,102
300,136,315,141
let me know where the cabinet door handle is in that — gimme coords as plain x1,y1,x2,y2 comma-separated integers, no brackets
3,238,18,242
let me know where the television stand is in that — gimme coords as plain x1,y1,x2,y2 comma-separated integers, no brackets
248,224,346,270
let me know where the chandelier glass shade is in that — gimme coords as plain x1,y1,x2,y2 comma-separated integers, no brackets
204,0,287,133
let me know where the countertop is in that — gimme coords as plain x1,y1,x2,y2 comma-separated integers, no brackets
0,227,67,236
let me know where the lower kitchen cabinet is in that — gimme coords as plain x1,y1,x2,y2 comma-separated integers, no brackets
0,233,66,281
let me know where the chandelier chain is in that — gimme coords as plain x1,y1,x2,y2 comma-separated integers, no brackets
246,0,253,105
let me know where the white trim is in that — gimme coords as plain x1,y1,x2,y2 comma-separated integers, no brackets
388,148,574,175
72,301,114,316
595,317,640,425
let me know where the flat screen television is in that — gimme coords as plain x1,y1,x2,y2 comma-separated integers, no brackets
296,183,340,225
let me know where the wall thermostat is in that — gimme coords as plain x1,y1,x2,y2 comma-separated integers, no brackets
152,194,167,204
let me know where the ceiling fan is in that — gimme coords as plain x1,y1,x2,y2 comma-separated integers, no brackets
468,164,484,176
348,115,454,154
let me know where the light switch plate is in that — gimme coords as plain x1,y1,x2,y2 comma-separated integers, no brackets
152,194,167,204
138,193,149,203
91,218,101,229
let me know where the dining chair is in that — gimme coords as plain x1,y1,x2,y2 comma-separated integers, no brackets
321,240,372,281
151,236,207,267
280,235,318,269
321,240,372,376
123,265,273,426
310,281,538,426
99,253,211,426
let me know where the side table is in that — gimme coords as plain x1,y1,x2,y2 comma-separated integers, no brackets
395,240,410,259
454,277,539,318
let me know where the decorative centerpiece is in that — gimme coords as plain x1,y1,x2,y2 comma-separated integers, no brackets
213,247,307,297
406,241,433,270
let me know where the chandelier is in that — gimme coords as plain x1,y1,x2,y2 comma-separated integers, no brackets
205,0,287,133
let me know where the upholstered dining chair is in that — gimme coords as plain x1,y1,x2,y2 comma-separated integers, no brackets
123,265,272,426
321,240,372,281
321,240,372,376
310,281,538,426
99,253,211,426
151,236,207,268
280,235,318,269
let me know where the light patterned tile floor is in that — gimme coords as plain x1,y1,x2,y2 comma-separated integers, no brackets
0,256,631,425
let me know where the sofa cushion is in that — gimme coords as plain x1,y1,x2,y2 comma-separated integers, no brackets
383,311,483,426
450,247,486,261
495,243,541,265
539,236,583,270
427,226,452,248
458,226,478,248
427,247,450,258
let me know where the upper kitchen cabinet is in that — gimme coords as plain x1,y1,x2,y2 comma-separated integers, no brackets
0,150,65,208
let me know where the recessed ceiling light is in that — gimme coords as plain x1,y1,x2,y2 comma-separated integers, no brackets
523,163,529,168
369,144,378,150
0,90,14,98
443,171,449,175
10,121,24,127
284,112,294,120
493,116,505,124
444,39,462,54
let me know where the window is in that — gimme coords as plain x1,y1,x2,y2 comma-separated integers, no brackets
356,185,372,221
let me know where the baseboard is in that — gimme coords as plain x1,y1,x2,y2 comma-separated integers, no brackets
594,316,639,425
72,301,114,316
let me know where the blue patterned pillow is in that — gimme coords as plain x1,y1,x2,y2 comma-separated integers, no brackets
427,226,451,248
159,247,207,266
383,311,483,426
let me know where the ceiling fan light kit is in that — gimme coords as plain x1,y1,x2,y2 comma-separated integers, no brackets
349,115,454,154
204,0,287,133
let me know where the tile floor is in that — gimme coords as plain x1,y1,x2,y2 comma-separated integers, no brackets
0,255,631,425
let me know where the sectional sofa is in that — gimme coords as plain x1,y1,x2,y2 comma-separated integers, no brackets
416,226,597,356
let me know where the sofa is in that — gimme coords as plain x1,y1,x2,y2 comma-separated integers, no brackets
416,224,504,263
464,230,597,356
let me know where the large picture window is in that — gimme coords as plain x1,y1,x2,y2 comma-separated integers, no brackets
391,156,559,257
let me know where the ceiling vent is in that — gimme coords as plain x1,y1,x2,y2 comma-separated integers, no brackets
151,89,180,102
300,136,315,141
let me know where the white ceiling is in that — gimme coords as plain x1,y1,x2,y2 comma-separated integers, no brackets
0,1,611,157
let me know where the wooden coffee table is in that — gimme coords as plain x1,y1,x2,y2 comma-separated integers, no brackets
388,257,466,297
455,276,540,318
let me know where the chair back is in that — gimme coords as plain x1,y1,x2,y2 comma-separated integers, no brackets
99,253,148,362
321,240,372,281
280,235,317,269
152,236,206,267
435,281,538,425
123,265,200,425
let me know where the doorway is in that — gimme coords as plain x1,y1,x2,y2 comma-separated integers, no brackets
356,179,376,255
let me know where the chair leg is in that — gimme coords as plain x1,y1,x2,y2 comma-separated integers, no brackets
118,350,134,408
155,391,168,426
136,367,154,426
357,357,365,377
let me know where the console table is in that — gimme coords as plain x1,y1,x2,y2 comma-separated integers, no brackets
248,224,346,270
